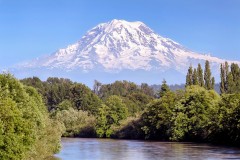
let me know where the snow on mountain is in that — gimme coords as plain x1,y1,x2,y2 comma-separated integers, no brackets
15,19,240,84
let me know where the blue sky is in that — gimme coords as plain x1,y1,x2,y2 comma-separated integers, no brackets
0,0,240,68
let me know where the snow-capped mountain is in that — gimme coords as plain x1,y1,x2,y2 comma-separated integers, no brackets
15,19,240,85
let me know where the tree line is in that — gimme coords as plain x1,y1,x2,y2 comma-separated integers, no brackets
20,78,154,138
19,60,240,145
1,60,240,158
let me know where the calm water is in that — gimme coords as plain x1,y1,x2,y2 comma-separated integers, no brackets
53,138,240,160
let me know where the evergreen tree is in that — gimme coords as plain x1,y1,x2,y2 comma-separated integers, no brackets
227,72,234,93
230,63,240,82
222,63,240,94
204,60,212,90
159,79,170,98
186,65,193,87
230,63,240,93
193,68,198,85
197,63,204,87
211,77,215,90
220,64,226,94
224,62,229,92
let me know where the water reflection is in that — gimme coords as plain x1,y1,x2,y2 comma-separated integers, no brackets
53,138,240,160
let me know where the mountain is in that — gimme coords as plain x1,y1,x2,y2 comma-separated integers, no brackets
13,19,240,85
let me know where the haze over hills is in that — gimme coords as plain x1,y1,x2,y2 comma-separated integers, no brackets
13,19,240,85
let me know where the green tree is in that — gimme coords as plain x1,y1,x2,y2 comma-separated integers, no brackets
70,83,101,115
226,72,235,93
197,63,204,87
220,63,226,94
20,76,45,95
96,96,128,138
212,94,240,145
96,104,111,138
98,81,139,100
159,79,170,98
142,91,176,140
224,62,229,92
230,63,240,93
211,77,215,90
193,68,198,85
171,85,220,141
204,60,215,90
186,65,193,87
0,98,29,160
204,60,212,89
126,92,153,114
0,74,61,159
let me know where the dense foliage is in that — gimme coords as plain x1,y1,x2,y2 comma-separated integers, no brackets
17,60,240,149
186,61,214,89
0,74,61,160
220,62,240,94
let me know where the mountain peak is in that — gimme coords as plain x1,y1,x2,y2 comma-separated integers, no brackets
93,19,150,35
108,19,145,27
15,19,240,84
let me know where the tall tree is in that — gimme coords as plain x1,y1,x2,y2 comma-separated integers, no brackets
204,60,213,90
230,63,240,93
211,77,215,90
224,62,229,92
197,63,204,87
186,65,193,87
220,63,226,94
226,73,234,93
222,62,240,94
230,63,240,82
193,68,198,85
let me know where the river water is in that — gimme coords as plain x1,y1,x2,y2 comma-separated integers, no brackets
53,138,240,160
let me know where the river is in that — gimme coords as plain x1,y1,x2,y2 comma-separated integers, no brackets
53,138,240,160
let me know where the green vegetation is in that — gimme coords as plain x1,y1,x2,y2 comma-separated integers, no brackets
0,74,61,160
1,61,240,159
96,95,128,138
220,62,240,94
20,61,240,147
186,61,215,89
